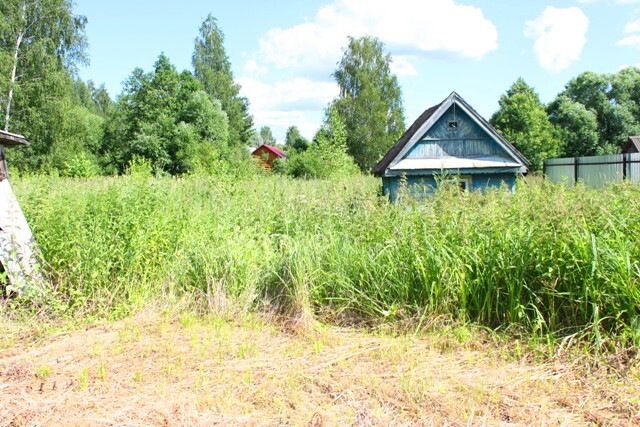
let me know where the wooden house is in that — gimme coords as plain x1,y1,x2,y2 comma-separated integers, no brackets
623,136,640,154
372,92,530,200
252,144,287,171
0,130,46,295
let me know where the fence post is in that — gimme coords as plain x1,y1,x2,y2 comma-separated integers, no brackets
622,154,628,181
573,157,578,186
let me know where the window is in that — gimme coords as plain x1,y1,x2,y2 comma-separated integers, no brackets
447,120,458,130
439,176,471,192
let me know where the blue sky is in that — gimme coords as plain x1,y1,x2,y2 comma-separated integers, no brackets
75,0,640,143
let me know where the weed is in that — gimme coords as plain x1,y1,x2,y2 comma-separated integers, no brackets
36,365,51,379
78,366,89,390
10,174,640,344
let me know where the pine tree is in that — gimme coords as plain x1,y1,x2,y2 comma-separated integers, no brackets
192,14,253,146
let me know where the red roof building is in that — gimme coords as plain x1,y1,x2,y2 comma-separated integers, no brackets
251,144,287,171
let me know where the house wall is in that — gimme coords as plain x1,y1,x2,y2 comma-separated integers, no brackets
382,172,517,201
252,147,279,171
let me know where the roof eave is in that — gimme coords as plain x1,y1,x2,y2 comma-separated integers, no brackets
382,166,524,177
0,130,29,147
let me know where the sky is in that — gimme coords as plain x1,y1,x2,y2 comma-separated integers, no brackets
74,0,640,143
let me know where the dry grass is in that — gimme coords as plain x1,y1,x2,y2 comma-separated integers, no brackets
1,312,639,426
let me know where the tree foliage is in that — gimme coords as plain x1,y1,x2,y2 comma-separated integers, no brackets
331,36,405,172
0,0,91,171
547,95,599,157
192,14,253,146
490,78,561,171
549,68,640,155
285,126,309,152
101,54,229,174
72,79,113,118
280,107,359,179
259,126,276,146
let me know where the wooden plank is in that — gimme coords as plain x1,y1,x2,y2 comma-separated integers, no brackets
0,179,47,295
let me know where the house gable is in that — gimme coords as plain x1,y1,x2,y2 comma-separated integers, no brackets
373,92,530,177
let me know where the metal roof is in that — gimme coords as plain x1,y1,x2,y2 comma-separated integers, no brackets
252,144,287,159
389,156,522,171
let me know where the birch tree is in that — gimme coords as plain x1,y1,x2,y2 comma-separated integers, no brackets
331,36,405,172
0,0,87,132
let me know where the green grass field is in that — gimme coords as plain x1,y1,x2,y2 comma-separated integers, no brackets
9,170,640,346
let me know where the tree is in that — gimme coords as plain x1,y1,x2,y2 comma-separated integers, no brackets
192,14,253,146
281,107,359,179
0,0,89,172
248,129,263,147
72,79,113,118
259,126,276,146
330,36,405,172
547,95,599,157
101,54,229,174
555,70,640,152
0,0,87,132
490,78,561,171
285,125,309,151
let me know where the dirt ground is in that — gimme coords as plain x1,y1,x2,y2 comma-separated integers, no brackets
1,311,639,426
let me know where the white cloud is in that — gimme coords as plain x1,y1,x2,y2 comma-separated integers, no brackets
237,77,337,111
253,0,497,76
524,7,589,73
624,19,640,33
617,34,640,48
618,17,640,49
237,77,339,141
390,56,418,77
243,59,268,77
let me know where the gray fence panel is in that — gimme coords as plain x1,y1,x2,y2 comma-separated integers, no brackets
578,154,623,188
629,153,640,183
544,154,640,187
544,157,575,186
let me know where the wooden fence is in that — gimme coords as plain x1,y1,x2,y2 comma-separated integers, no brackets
543,153,640,188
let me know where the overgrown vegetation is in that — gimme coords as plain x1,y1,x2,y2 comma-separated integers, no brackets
10,173,640,346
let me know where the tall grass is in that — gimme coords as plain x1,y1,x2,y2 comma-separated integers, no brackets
10,171,640,341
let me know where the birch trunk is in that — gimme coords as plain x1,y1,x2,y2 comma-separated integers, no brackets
3,31,23,133
4,1,27,133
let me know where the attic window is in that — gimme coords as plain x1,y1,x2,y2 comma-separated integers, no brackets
448,120,458,130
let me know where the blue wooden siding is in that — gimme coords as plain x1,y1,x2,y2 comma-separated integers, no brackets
407,105,504,159
383,176,438,201
383,173,516,201
470,173,516,192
